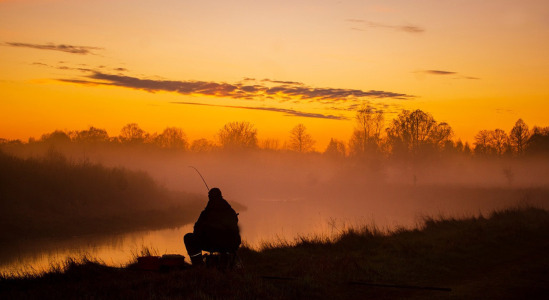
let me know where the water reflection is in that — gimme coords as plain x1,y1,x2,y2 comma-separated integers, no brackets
0,225,193,276
2,185,547,277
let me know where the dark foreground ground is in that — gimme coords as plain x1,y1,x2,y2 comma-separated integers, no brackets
1,206,548,299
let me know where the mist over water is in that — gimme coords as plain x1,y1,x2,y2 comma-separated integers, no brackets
170,151,548,247
1,144,548,275
134,151,548,251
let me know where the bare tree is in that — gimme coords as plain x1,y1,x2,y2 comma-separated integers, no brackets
190,138,216,152
218,121,258,150
74,126,109,143
155,127,188,150
349,106,384,156
509,119,529,155
261,138,281,150
120,123,146,143
430,122,454,149
40,130,71,144
527,126,549,154
489,129,509,156
463,142,472,155
289,124,315,153
386,109,452,155
474,129,492,155
324,138,346,158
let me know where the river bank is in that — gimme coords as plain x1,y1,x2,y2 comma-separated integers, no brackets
1,206,548,299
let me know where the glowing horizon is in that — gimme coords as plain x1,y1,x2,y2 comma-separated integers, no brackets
1,0,548,149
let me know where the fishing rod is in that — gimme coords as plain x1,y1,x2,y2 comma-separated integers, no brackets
188,166,210,192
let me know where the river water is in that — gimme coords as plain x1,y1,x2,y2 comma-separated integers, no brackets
1,185,546,277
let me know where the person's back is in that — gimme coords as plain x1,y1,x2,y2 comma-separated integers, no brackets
184,188,241,265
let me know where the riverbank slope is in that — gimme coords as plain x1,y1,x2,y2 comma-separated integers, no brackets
1,206,548,299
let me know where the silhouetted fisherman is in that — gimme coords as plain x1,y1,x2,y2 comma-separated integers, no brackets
184,188,241,266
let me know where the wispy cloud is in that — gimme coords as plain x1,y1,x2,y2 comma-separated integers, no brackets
5,42,103,55
416,69,480,80
32,61,126,73
55,68,412,119
172,102,348,120
347,19,424,34
495,108,517,115
58,71,413,103
32,62,93,72
422,70,457,75
261,78,304,86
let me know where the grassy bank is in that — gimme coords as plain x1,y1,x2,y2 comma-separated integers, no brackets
0,150,204,242
1,206,548,299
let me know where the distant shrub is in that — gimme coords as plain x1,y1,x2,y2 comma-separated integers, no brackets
0,151,201,241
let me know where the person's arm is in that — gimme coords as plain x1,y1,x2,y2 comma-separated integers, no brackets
193,210,208,234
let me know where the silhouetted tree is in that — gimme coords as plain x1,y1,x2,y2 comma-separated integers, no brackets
40,130,71,144
120,123,146,143
349,106,384,156
218,121,258,150
74,126,109,143
431,122,454,149
0,138,22,147
489,129,509,156
155,127,188,150
463,142,472,155
324,138,346,158
474,129,509,156
386,109,452,155
526,126,549,155
509,119,529,156
474,130,493,155
289,124,315,153
190,138,216,152
261,138,281,150
455,139,465,152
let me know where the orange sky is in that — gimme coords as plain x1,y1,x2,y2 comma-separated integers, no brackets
1,0,548,149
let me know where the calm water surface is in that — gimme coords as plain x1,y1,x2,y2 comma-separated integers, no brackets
2,186,545,276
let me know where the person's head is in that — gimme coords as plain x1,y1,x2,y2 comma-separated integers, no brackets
208,187,222,200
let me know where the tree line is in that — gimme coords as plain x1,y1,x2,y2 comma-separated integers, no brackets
1,107,548,158
344,106,549,158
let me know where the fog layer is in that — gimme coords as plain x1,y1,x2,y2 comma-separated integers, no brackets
4,141,547,247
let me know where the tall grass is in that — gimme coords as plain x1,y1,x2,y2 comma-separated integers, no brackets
1,206,548,299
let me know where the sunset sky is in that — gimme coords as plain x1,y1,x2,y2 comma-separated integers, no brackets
1,0,548,149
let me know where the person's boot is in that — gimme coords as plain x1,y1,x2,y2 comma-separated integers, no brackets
190,253,204,267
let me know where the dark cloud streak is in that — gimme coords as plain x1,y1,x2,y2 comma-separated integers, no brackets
32,62,104,73
5,42,103,55
417,70,480,79
261,78,304,86
423,70,457,75
60,71,413,102
172,102,348,120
